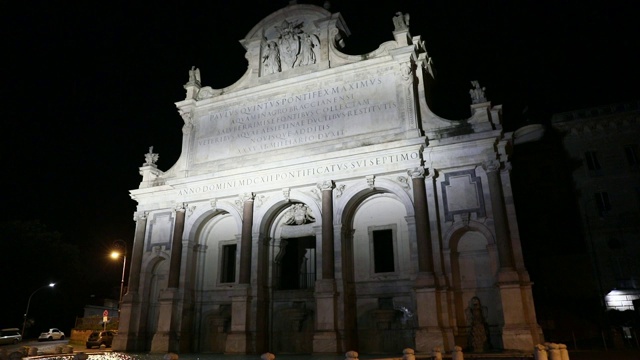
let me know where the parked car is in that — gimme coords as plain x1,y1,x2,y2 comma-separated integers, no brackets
38,328,65,341
85,330,115,349
0,328,22,345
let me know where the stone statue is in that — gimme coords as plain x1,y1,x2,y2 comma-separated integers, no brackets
470,80,487,104
144,146,159,166
262,40,281,74
466,296,491,352
393,12,410,31
188,66,201,84
297,33,318,66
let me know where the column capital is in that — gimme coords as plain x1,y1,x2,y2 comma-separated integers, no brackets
407,167,426,179
317,180,335,191
365,175,375,189
241,192,256,202
482,160,501,173
174,203,187,212
133,211,148,221
282,188,291,202
426,167,439,179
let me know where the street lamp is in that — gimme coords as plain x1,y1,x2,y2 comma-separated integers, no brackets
111,239,127,312
22,282,55,338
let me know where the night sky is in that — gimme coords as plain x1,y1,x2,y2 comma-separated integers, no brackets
2,0,639,336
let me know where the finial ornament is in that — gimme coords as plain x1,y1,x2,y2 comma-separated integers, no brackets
144,146,159,166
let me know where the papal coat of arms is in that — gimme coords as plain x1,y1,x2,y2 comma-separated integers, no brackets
262,20,320,75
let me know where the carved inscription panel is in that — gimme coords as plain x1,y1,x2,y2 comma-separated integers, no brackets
194,68,399,163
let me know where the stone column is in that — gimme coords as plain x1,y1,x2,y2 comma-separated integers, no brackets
408,167,433,274
483,161,515,270
318,180,335,279
313,180,339,353
168,204,186,288
409,168,444,352
112,211,148,352
239,193,255,284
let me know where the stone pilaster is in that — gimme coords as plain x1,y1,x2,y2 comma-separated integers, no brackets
150,288,181,353
483,160,540,350
150,204,187,353
409,167,444,351
225,285,252,354
113,211,147,352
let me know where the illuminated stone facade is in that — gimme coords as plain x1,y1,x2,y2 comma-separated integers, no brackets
113,3,541,354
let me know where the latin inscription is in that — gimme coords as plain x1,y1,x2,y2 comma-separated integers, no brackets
194,72,399,162
178,151,420,196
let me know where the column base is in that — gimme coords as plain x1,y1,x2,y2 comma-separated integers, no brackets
224,332,248,354
149,289,179,353
415,327,448,353
313,331,339,354
150,331,173,353
501,325,535,352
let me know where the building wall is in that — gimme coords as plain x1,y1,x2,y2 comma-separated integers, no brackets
552,101,640,309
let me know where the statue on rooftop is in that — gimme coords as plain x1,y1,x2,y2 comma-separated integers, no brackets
470,80,488,104
393,12,410,31
144,146,159,166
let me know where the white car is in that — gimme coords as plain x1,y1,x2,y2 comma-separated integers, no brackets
38,328,65,341
0,328,22,344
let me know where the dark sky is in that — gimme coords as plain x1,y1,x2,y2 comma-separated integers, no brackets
2,0,639,331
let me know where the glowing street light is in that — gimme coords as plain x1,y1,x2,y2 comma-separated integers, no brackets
111,240,127,312
22,282,55,338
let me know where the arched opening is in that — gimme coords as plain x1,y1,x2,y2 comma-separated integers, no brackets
265,202,319,354
343,190,416,353
450,228,500,349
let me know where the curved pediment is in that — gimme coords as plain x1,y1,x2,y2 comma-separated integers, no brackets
239,4,346,82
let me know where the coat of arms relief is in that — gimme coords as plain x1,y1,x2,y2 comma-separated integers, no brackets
262,19,320,75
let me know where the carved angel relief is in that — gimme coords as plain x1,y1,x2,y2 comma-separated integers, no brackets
283,204,316,225
262,19,320,76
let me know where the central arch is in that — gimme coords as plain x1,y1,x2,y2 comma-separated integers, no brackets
337,179,417,353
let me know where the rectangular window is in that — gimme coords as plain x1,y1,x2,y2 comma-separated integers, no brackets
624,144,638,168
373,229,395,273
585,151,601,171
594,192,611,217
221,244,237,283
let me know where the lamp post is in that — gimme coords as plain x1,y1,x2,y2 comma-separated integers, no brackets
111,240,127,313
22,282,55,338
